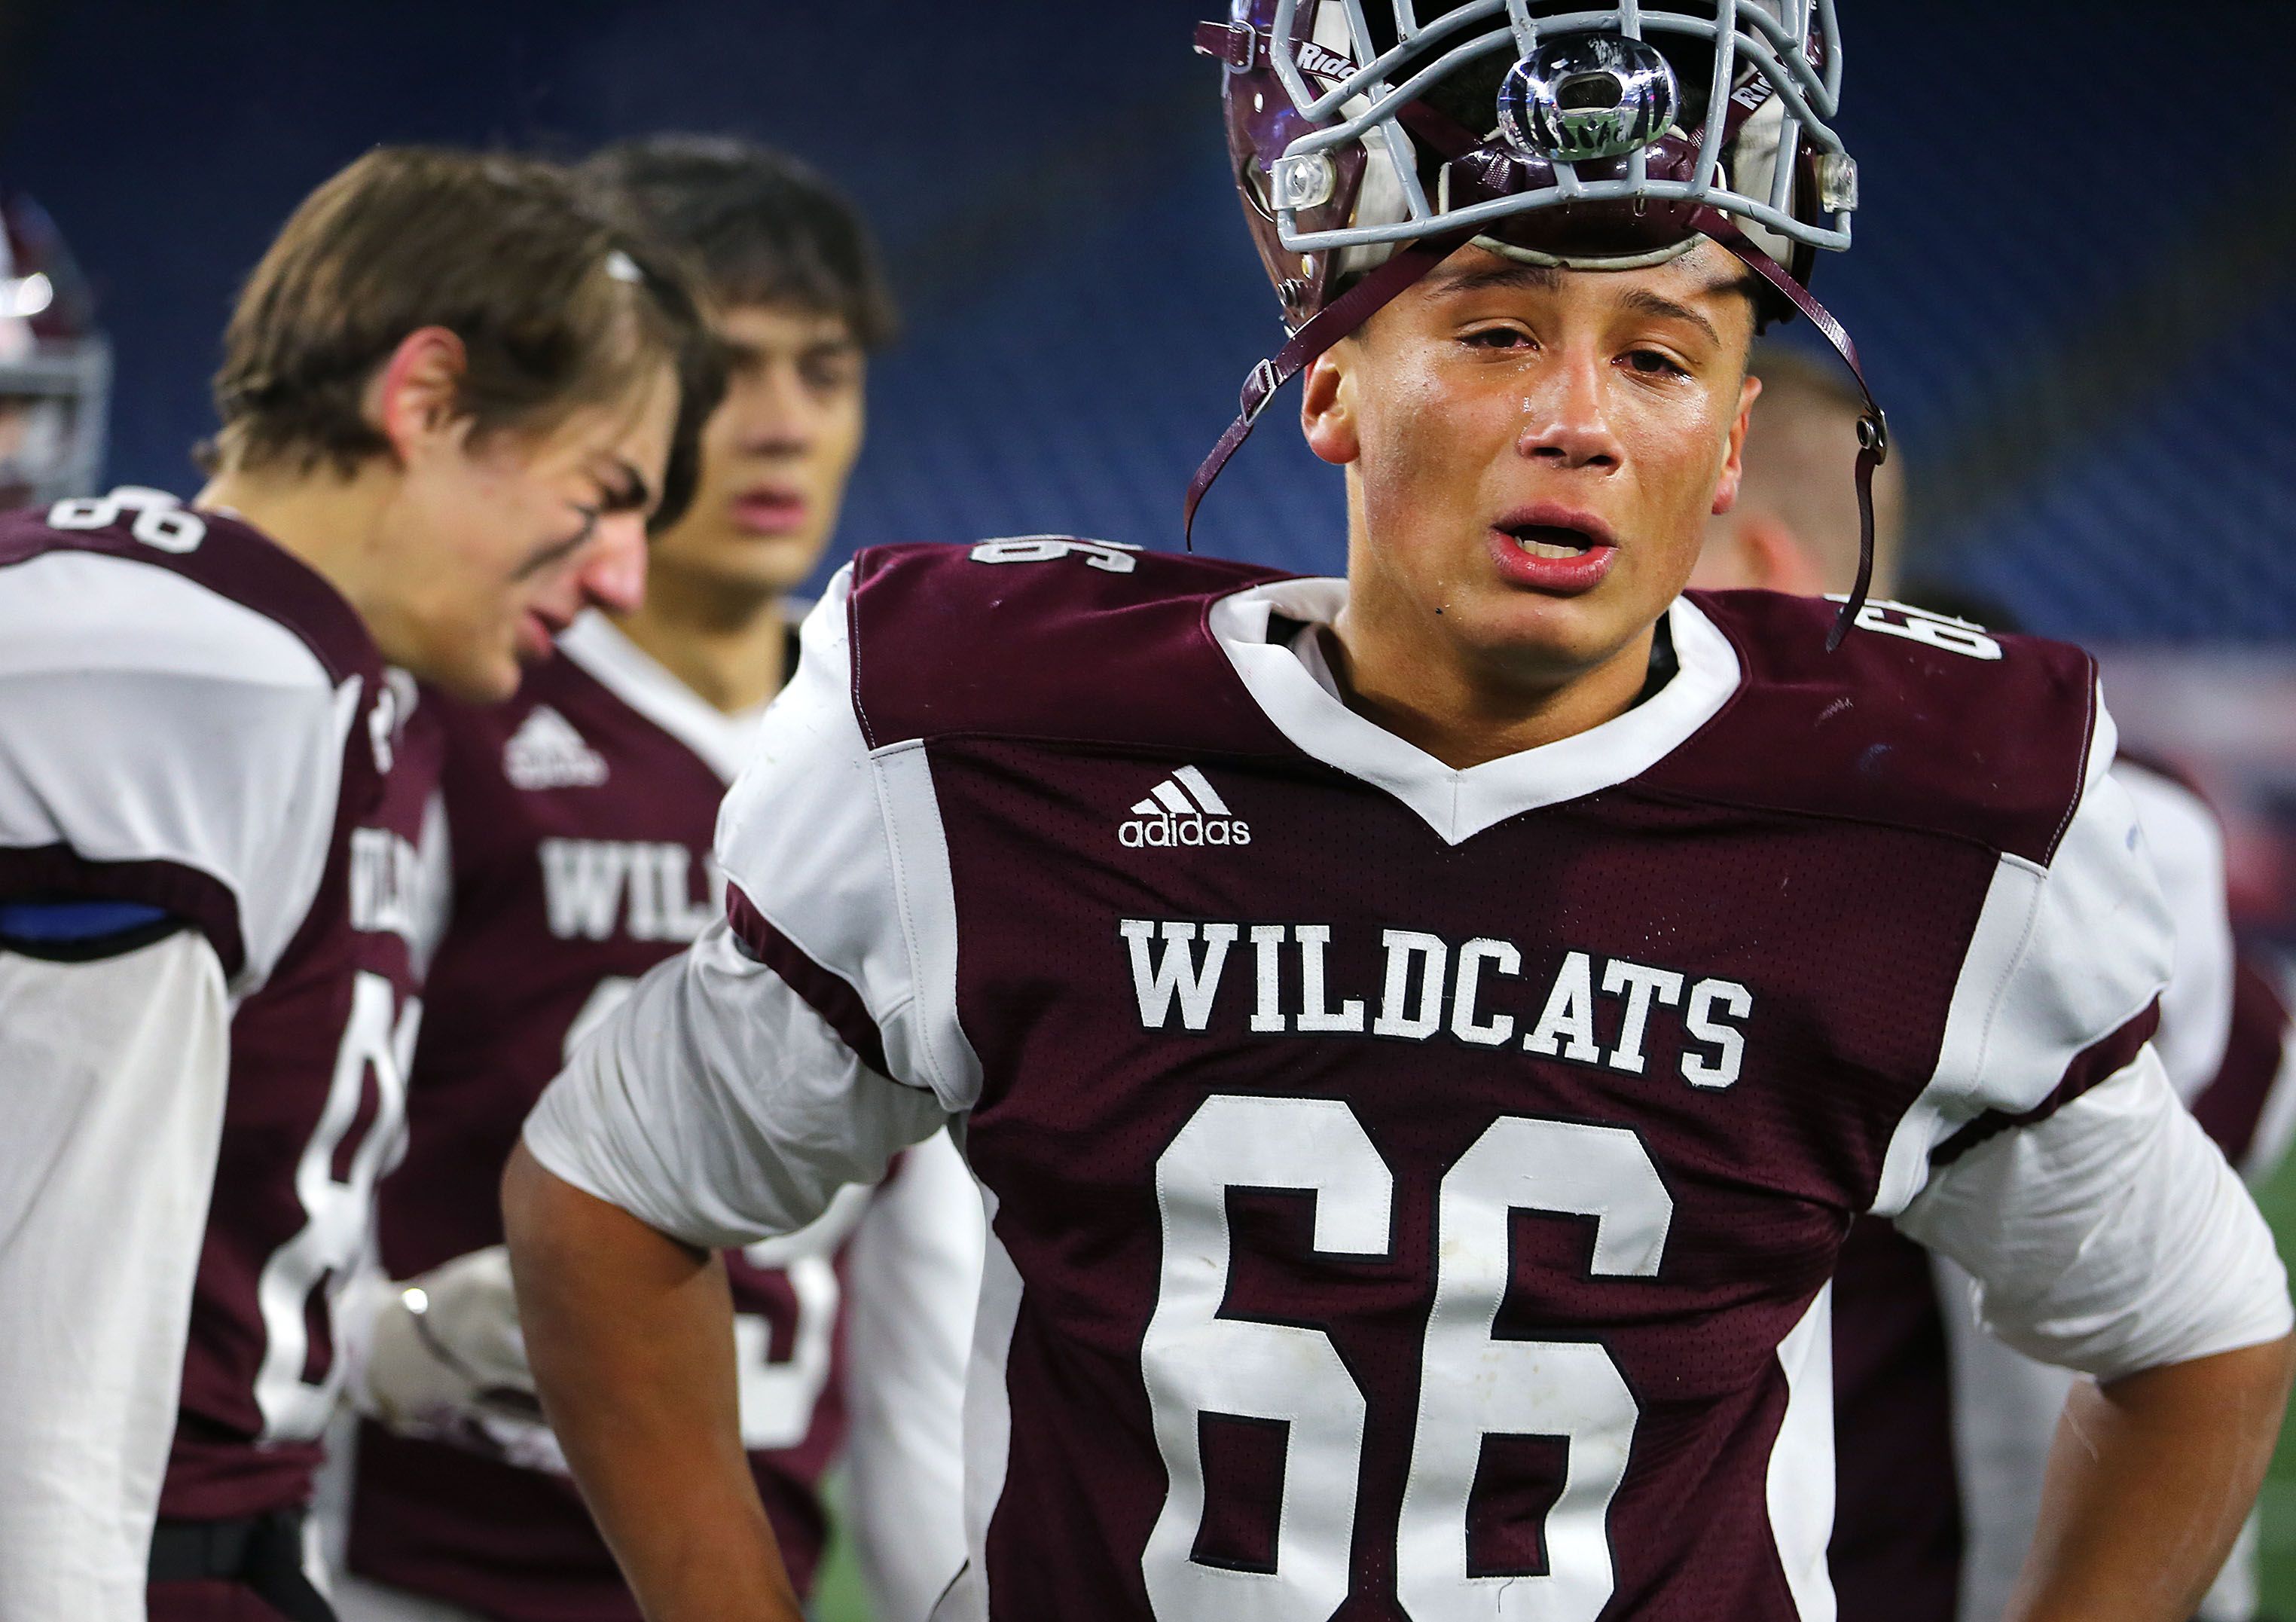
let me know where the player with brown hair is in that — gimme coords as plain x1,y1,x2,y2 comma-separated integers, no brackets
505,9,2291,1620
0,145,712,1622
328,135,979,1622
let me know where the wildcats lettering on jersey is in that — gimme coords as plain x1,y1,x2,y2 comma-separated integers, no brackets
350,827,426,946
1120,918,1752,1086
539,838,719,942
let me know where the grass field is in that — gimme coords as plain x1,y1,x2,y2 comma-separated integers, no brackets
811,1150,2296,1620
2252,1150,2296,1611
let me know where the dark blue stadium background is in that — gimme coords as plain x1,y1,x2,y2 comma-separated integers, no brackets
2,0,2294,639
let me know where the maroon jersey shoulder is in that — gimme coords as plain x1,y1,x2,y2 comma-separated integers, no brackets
2193,958,2296,1169
1650,590,2099,867
847,541,1298,756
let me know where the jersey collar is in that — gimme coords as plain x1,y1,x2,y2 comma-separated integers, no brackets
1208,579,1742,845
555,610,769,785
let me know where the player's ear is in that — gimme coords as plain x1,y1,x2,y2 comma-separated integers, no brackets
1709,371,1762,516
1300,345,1360,467
366,326,472,463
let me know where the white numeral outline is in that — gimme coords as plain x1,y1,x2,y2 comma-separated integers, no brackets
253,970,417,1439
731,1181,872,1452
49,488,206,553
1143,1095,1391,1621
1397,1117,1669,1620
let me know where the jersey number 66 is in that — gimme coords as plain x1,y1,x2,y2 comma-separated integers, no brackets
1142,1095,1671,1621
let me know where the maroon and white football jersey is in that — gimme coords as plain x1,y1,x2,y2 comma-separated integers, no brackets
348,612,858,1618
1827,753,2296,1622
0,488,414,1617
528,543,2289,1622
157,688,435,1525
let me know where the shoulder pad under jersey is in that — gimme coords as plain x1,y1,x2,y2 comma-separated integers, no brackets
1647,589,2097,867
847,540,1298,757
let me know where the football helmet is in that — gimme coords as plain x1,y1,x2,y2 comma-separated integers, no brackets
1189,1,1885,644
0,192,111,512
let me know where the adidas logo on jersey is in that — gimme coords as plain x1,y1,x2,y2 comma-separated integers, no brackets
504,706,609,790
1120,766,1251,848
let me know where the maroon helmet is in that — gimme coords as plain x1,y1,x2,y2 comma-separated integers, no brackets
0,192,109,512
1188,0,1885,646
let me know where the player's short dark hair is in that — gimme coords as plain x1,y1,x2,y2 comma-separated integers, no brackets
575,135,898,351
206,146,720,526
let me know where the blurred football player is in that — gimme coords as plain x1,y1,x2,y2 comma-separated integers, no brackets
328,136,980,1622
1697,351,2296,1622
0,190,110,510
0,148,712,1622
502,8,2294,1620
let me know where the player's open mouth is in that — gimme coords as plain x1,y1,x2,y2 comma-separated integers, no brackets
1487,509,1619,594
1507,524,1600,558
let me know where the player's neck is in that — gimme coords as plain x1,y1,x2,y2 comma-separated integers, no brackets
1326,597,1658,771
609,564,788,716
193,464,392,619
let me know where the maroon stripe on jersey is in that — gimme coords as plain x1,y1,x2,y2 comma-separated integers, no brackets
0,842,245,976
1931,1001,2163,1168
725,884,890,1077
0,506,375,686
2192,959,2295,1168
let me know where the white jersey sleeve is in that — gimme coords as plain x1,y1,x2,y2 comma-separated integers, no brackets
0,933,231,1622
2113,759,2236,1099
843,1128,984,1622
1872,699,2291,1378
0,549,354,994
524,567,965,1245
1898,1047,2290,1381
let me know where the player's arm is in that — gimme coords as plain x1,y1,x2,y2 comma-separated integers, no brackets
1901,1048,2293,1622
2015,1333,2291,1622
508,918,950,1621
508,566,968,1616
504,1144,802,1622
1894,733,2294,1622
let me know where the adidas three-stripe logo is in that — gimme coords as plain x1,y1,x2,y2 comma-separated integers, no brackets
1119,765,1252,849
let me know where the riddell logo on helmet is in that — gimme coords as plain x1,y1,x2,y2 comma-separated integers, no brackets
1295,41,1353,87
1120,765,1251,849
